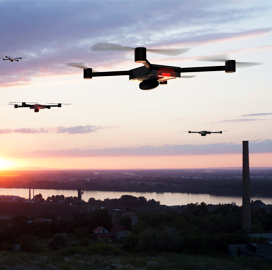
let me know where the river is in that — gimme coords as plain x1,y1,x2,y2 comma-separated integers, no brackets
1,188,272,206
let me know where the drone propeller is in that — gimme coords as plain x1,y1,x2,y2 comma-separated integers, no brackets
180,75,196,78
66,62,97,72
1,56,25,59
91,42,190,56
8,102,38,104
46,103,71,105
66,62,88,69
198,54,261,68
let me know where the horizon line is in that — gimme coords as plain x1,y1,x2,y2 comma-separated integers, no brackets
1,166,272,171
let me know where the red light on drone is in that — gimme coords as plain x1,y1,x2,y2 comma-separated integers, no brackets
162,73,171,77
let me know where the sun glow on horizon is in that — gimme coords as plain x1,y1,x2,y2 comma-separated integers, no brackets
0,159,16,170
6,153,272,170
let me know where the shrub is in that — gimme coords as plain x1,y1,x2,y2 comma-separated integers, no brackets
48,233,70,250
20,234,37,252
58,242,124,256
124,227,182,252
0,242,13,251
74,227,90,240
88,242,124,256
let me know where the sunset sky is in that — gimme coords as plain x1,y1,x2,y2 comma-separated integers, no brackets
0,0,271,169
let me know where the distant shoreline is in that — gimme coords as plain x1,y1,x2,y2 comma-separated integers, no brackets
1,187,272,199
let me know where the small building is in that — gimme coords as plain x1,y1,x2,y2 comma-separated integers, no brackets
229,242,272,259
28,218,52,223
93,226,113,242
110,225,131,239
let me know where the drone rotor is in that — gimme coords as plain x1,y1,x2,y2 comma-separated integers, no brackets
91,42,190,56
198,54,261,68
66,62,88,69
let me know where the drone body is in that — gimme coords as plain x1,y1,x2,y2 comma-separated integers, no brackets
188,131,223,136
82,57,235,90
1,56,24,62
9,102,65,113
68,42,259,90
69,43,237,90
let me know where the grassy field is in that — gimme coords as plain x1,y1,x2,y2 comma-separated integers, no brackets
0,252,272,270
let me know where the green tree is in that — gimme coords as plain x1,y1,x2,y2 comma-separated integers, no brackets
119,215,132,230
20,234,37,252
74,227,90,240
48,233,70,250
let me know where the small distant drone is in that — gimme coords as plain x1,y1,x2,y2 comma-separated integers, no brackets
67,42,259,91
1,56,25,62
9,102,70,113
188,131,223,137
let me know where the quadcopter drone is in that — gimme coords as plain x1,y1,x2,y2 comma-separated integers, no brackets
1,56,24,62
188,131,223,137
67,42,258,90
9,102,70,113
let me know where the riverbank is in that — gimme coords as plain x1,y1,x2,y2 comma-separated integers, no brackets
1,188,272,206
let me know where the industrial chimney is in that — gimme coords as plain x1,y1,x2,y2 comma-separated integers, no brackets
242,141,251,233
77,189,83,204
29,184,31,200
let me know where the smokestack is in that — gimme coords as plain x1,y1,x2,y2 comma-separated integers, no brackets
242,141,251,233
77,189,83,212
78,189,82,204
29,184,31,200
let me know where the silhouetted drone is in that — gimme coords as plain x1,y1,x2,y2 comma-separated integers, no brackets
9,102,70,113
188,131,223,137
67,42,259,90
1,56,24,62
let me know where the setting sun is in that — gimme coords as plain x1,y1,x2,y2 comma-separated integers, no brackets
0,159,15,169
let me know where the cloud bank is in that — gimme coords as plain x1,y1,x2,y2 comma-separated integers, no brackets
241,113,272,117
1,1,271,87
14,140,272,158
0,125,105,134
217,119,265,123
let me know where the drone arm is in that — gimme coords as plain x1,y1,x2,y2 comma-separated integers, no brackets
179,65,225,73
45,104,61,109
91,70,131,77
178,61,235,74
143,59,151,69
21,103,32,107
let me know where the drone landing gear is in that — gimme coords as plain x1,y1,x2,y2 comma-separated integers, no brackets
160,81,167,85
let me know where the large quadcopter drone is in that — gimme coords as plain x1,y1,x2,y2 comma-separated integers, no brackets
1,56,24,62
68,42,257,90
9,102,69,113
188,131,223,137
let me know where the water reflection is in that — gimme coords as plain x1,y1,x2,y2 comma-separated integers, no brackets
0,188,272,206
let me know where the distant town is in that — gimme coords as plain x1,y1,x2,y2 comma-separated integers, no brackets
0,168,272,197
